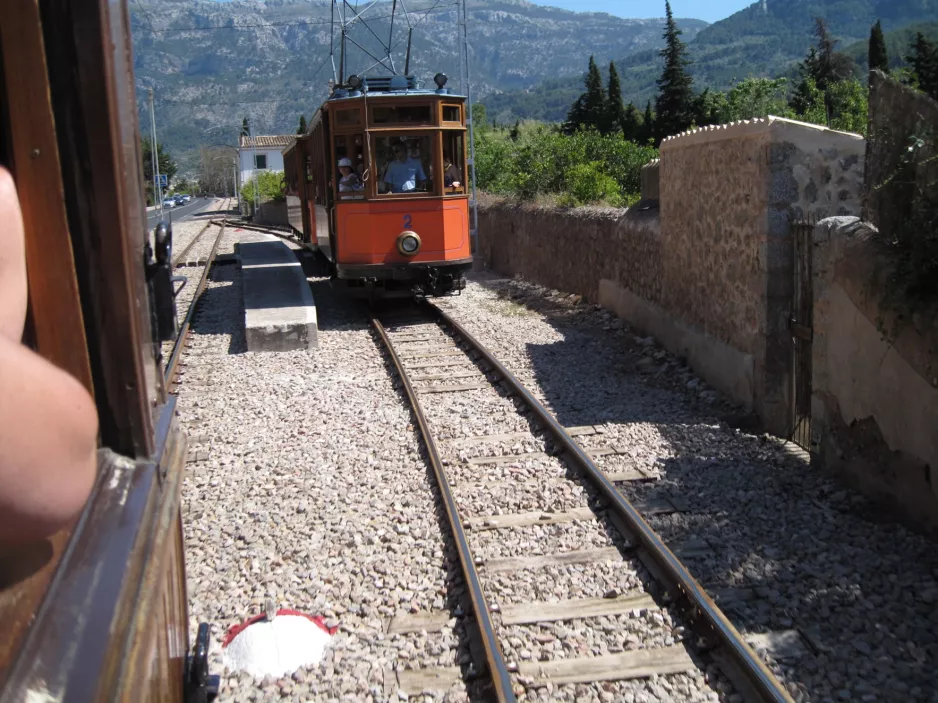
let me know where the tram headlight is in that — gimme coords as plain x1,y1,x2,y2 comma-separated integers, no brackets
434,73,448,89
397,231,421,256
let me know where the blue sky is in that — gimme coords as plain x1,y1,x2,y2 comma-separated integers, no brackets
529,1,755,23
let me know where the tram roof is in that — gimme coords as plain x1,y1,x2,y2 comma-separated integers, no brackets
325,89,467,103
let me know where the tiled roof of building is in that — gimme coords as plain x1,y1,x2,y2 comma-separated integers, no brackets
239,135,297,149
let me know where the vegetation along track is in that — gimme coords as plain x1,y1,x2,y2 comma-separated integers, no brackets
163,219,227,391
370,301,794,703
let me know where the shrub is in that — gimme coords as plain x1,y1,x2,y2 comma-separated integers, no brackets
240,170,286,207
564,162,623,207
474,121,656,206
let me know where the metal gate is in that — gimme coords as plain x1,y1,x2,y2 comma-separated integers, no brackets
790,219,814,450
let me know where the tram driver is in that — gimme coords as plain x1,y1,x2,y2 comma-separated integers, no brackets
382,140,427,193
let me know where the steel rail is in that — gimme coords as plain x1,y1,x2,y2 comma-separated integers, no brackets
170,197,232,266
426,301,796,703
369,312,517,703
172,220,212,267
163,222,226,390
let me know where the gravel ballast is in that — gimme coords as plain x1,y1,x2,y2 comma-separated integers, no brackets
178,244,469,702
176,234,937,702
435,272,938,703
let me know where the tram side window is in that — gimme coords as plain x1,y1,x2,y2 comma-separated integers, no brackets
376,135,432,195
334,134,365,198
442,132,466,194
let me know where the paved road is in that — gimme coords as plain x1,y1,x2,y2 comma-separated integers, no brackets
146,197,221,231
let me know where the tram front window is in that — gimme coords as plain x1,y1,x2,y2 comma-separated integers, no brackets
377,135,432,194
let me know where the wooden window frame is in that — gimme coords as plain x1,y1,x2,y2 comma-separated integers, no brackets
332,105,362,131
367,129,440,200
330,131,367,202
368,100,435,129
440,101,464,126
441,128,469,198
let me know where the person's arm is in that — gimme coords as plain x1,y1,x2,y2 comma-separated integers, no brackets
0,336,99,543
0,170,27,341
0,167,98,545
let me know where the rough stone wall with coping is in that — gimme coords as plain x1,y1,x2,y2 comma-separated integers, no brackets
811,217,938,537
477,117,865,436
658,116,865,434
475,197,662,305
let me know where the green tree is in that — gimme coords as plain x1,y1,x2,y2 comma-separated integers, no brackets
621,102,642,142
240,170,286,212
826,79,869,134
907,32,938,101
297,115,307,134
641,101,655,146
604,61,627,136
791,18,855,119
471,103,488,131
563,55,607,135
141,137,177,187
725,78,791,121
654,1,695,144
692,88,728,127
869,20,889,73
241,117,250,137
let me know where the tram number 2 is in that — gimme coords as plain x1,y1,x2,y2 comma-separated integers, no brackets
403,214,412,230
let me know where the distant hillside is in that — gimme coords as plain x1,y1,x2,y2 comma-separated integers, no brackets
841,21,938,71
484,0,938,123
130,0,707,171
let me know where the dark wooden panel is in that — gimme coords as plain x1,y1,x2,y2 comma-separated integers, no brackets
39,0,160,457
0,0,93,392
0,400,186,703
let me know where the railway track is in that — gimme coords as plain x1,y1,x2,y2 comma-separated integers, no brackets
163,219,227,390
370,301,795,703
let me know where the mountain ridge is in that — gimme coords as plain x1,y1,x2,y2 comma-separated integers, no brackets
484,0,938,123
131,0,707,169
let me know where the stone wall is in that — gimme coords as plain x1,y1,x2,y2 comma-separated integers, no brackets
256,200,290,227
659,117,864,434
478,117,865,436
476,198,662,305
811,217,938,536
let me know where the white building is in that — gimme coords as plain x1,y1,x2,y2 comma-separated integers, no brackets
238,134,296,187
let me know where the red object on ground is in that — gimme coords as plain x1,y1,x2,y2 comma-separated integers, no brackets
221,609,338,648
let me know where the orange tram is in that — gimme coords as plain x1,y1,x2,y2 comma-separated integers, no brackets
283,73,473,298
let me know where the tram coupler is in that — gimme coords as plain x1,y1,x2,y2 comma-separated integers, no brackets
184,622,220,703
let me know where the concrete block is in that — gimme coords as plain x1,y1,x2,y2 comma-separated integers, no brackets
237,234,317,352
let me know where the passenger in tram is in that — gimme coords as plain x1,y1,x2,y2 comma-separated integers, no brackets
337,157,362,192
0,166,98,545
442,152,462,188
383,141,427,193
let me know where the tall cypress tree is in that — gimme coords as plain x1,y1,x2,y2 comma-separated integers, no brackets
622,102,641,142
297,114,307,134
869,20,889,73
641,100,655,145
654,1,695,143
563,55,608,134
583,56,607,127
790,18,855,119
605,61,627,136
241,117,250,137
907,32,938,101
